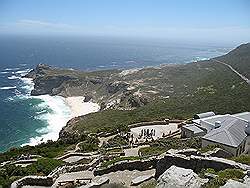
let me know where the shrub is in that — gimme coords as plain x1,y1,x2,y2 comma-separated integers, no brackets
230,154,250,165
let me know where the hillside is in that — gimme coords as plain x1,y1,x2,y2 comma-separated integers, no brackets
23,44,250,141
215,43,250,78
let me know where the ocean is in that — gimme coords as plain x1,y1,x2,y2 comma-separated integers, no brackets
0,35,232,152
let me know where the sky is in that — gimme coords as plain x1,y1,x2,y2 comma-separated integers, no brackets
0,0,249,43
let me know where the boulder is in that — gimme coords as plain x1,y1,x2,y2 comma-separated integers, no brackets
220,179,249,188
202,148,233,158
156,165,208,188
131,174,154,186
167,148,198,156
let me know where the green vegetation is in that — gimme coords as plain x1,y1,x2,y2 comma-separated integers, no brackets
104,135,128,148
100,156,142,168
0,158,64,188
139,146,165,157
0,140,71,163
139,137,201,157
216,43,250,78
78,136,99,152
200,168,245,188
230,154,250,165
140,180,157,188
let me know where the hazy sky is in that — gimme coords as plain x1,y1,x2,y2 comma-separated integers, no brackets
0,0,249,43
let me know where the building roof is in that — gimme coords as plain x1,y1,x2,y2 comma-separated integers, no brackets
193,114,243,133
233,112,250,122
182,124,204,134
193,112,215,119
202,118,247,148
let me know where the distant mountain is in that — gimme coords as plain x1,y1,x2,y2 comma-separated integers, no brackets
215,43,250,78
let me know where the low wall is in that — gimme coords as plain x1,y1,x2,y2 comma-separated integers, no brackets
94,158,157,176
128,120,183,129
56,152,94,160
11,176,53,188
155,154,250,179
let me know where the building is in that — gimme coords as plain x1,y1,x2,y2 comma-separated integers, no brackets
202,118,248,156
181,111,250,156
181,124,205,138
193,111,215,119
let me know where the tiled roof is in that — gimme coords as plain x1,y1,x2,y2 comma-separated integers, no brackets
233,112,250,122
202,119,247,147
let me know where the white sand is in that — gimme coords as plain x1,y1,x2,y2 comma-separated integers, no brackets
64,96,100,118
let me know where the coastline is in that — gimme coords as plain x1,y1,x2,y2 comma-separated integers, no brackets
64,96,100,118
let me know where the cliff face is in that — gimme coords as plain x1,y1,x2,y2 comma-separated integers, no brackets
24,64,158,110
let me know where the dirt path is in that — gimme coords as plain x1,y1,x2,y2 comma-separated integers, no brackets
212,59,250,85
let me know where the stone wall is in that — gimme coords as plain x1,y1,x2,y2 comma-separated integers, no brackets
155,154,250,179
11,176,53,188
94,158,157,176
128,120,183,128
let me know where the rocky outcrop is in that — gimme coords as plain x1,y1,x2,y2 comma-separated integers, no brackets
155,154,250,179
131,174,154,186
11,175,53,188
94,158,157,176
156,165,208,188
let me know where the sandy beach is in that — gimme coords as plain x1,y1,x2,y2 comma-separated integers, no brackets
64,96,100,118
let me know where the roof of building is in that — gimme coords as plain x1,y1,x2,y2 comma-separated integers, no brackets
202,118,247,148
182,124,204,134
233,112,250,122
193,112,215,119
193,114,234,132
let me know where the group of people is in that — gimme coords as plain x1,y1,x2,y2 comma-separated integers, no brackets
138,128,156,139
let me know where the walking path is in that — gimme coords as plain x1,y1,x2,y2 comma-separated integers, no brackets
212,59,250,85
124,145,150,157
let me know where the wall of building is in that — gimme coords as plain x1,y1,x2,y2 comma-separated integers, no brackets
181,127,205,138
202,139,238,156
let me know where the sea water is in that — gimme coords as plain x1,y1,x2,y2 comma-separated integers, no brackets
0,35,232,152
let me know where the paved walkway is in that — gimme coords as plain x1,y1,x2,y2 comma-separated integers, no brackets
213,59,250,85
124,145,150,157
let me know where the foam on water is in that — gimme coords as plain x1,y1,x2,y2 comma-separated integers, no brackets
22,95,72,146
0,86,17,90
0,67,74,147
8,75,20,80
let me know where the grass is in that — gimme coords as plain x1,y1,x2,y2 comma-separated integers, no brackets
0,158,64,188
200,168,245,188
139,146,165,157
104,135,128,148
230,154,250,165
0,140,71,163
140,180,157,188
139,137,201,157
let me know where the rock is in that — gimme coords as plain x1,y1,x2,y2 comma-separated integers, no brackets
156,165,208,188
204,172,218,179
131,174,154,186
89,177,110,187
220,179,249,188
167,148,198,156
84,95,92,102
202,148,233,158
